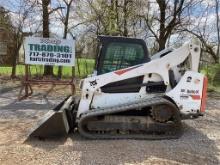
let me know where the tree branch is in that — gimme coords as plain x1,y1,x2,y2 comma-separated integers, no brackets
49,6,65,15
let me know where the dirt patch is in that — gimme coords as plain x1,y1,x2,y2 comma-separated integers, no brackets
0,85,219,165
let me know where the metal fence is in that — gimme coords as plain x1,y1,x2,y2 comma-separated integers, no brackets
0,58,95,80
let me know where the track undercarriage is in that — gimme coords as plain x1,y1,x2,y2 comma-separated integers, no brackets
77,97,183,139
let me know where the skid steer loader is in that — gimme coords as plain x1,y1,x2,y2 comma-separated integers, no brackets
28,36,208,140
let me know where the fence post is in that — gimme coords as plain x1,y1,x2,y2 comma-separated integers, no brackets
25,64,29,96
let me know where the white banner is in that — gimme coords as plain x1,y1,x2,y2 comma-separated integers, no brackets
24,37,75,66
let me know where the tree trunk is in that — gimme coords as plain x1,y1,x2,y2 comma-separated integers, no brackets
123,0,128,37
155,0,184,51
58,0,73,78
215,0,220,63
158,39,166,51
108,0,118,35
11,36,22,79
11,49,18,78
42,0,53,76
157,0,166,51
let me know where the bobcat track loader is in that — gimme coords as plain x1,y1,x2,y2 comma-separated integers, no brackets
28,36,208,140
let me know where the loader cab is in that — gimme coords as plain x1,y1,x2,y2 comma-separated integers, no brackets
95,36,150,75
94,36,151,93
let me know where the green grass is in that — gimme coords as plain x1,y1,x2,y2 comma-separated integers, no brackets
201,64,220,92
0,58,95,78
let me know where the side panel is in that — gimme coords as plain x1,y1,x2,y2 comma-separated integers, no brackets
91,93,156,109
166,71,205,115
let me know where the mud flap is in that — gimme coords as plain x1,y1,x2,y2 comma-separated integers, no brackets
27,96,75,139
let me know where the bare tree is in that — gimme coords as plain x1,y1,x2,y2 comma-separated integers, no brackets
5,0,37,78
140,0,188,51
56,0,74,78
73,0,146,37
181,1,219,63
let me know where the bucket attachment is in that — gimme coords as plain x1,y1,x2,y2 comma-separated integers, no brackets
27,96,75,139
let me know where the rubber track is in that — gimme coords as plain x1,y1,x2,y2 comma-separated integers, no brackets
78,97,183,140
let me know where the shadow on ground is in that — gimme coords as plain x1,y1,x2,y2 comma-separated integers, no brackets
0,85,21,95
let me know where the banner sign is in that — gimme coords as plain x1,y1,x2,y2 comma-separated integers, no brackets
24,37,75,66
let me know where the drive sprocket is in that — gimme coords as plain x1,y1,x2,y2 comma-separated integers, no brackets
151,104,173,123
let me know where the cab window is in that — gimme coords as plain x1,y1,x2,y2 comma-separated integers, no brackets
100,42,145,74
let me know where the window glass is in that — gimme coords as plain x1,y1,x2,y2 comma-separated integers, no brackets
100,42,145,74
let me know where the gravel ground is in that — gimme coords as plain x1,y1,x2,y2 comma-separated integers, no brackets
0,84,219,165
